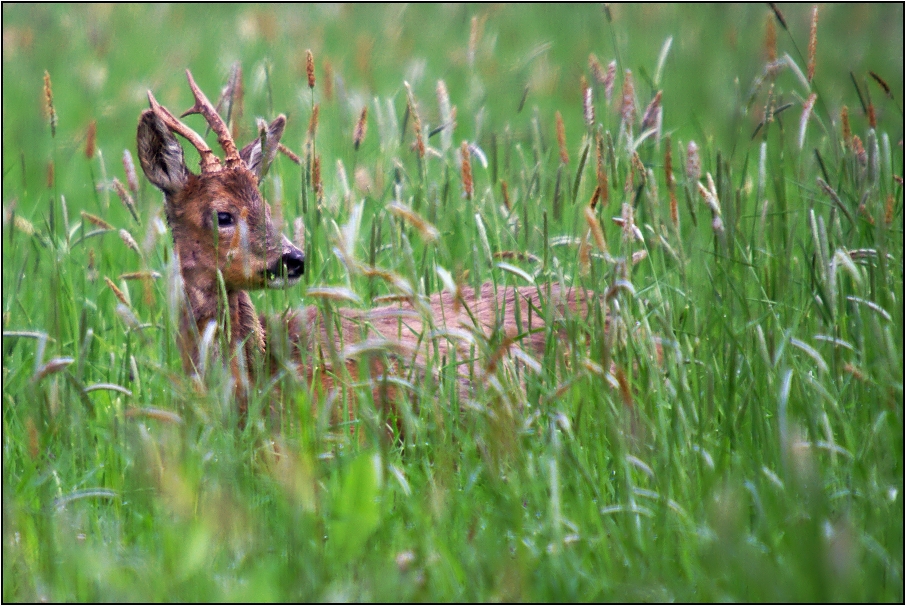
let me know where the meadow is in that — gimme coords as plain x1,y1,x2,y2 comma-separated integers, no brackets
2,4,903,601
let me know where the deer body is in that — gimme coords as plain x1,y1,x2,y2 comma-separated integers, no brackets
137,72,600,419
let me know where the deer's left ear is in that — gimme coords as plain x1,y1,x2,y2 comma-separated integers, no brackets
239,115,286,179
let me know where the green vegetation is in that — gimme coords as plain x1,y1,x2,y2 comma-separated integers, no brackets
3,4,903,601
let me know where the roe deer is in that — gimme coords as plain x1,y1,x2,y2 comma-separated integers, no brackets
137,70,607,426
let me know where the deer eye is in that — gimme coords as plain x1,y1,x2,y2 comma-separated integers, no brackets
216,212,234,227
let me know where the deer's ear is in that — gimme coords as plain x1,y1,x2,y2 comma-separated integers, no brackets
137,109,190,195
239,115,286,179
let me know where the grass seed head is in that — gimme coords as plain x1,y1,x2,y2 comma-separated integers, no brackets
105,276,130,306
113,178,138,221
353,106,368,150
460,141,473,200
807,5,818,82
119,228,140,254
468,15,479,67
307,103,320,142
85,120,96,159
122,149,138,193
852,135,867,167
437,79,453,151
604,59,617,106
641,90,662,134
43,70,56,138
764,12,777,64
500,180,510,211
686,140,701,181
405,82,425,158
589,53,606,86
306,49,316,89
582,75,595,129
81,211,113,230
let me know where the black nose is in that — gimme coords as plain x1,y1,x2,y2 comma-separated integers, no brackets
282,249,305,278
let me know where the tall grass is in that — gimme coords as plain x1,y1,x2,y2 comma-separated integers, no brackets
3,4,903,601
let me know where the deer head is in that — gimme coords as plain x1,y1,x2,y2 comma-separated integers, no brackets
136,70,304,294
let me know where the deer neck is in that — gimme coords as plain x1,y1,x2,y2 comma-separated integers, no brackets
178,265,266,378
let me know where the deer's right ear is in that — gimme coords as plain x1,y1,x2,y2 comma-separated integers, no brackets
239,115,286,179
137,109,190,195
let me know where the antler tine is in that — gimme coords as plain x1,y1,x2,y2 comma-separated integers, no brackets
181,70,243,169
147,90,222,173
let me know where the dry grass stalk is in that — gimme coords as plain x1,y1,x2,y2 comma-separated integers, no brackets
85,120,96,159
306,49,316,89
460,141,473,200
353,107,368,150
46,161,54,188
869,71,892,98
585,204,608,256
119,271,161,281
596,132,608,207
556,111,569,165
807,5,818,82
840,106,851,149
686,140,701,181
769,3,788,30
43,70,56,138
867,100,877,130
620,70,636,131
500,180,511,211
664,136,678,227
885,194,894,226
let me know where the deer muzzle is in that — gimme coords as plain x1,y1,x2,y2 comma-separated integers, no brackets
266,235,305,288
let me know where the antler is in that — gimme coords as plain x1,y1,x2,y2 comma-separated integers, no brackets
146,89,223,174
181,70,242,170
